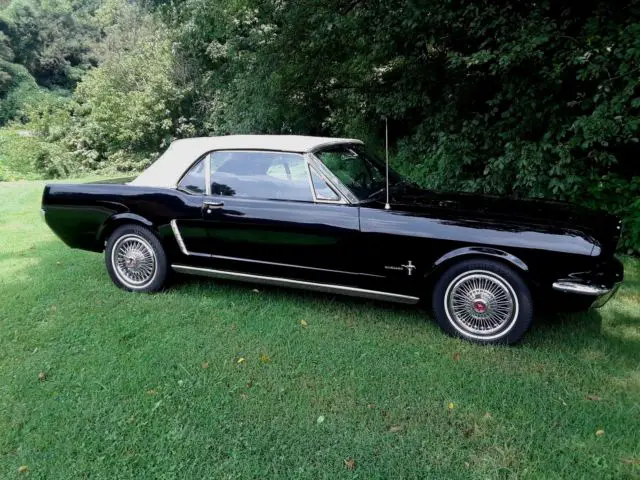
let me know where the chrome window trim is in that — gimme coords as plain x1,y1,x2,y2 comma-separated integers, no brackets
310,143,405,205
304,156,348,205
172,264,419,304
304,158,317,202
307,152,359,204
204,152,212,195
174,146,360,205
174,148,311,189
175,154,208,194
309,167,344,204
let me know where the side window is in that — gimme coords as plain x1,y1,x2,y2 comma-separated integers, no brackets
177,158,206,194
209,151,313,201
310,168,340,201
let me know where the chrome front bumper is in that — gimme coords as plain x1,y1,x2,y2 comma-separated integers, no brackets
552,281,621,308
552,282,611,296
552,257,624,309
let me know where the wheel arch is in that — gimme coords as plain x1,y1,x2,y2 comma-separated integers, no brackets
425,247,531,286
97,213,156,249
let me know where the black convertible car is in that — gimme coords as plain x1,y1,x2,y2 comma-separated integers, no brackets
42,135,623,344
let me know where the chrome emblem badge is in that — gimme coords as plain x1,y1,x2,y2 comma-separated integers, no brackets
385,260,416,276
402,260,416,276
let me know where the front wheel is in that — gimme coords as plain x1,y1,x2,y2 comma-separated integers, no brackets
432,259,533,345
105,224,168,292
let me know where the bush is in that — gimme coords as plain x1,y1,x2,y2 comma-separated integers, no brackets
0,127,72,179
1,0,189,178
0,58,39,123
63,0,188,172
215,0,639,252
2,0,638,254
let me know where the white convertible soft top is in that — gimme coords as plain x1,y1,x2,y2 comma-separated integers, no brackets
130,135,362,188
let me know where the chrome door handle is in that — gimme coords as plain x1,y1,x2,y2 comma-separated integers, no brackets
203,201,224,213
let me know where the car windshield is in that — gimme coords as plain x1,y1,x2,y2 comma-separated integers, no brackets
314,144,404,200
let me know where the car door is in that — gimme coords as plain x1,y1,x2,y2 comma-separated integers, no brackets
170,157,213,257
195,150,364,284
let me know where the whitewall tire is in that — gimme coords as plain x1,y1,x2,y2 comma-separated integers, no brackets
105,224,168,292
432,259,533,345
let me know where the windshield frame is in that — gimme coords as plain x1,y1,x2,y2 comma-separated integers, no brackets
310,143,404,203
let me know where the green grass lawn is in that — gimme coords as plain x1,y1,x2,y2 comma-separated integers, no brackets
1,179,639,479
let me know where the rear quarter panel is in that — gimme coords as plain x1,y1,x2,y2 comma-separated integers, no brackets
42,183,197,255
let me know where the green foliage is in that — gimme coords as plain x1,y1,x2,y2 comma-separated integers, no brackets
0,57,39,123
65,0,189,172
0,0,100,127
0,30,13,61
0,126,70,180
168,0,639,252
0,0,190,174
583,175,640,253
0,0,99,89
0,0,638,252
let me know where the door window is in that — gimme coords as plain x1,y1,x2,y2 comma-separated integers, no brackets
209,151,313,201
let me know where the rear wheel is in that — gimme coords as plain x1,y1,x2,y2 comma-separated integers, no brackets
105,224,168,292
432,259,533,345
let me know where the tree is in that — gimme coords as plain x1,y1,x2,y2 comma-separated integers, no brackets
1,0,638,251
169,0,639,251
0,0,100,90
63,0,189,171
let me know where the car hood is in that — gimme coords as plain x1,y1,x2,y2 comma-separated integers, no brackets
386,187,622,255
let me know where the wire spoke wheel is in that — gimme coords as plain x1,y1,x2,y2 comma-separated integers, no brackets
444,270,519,338
111,234,157,288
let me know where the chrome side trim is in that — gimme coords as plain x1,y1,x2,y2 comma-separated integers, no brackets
170,220,191,256
171,264,420,304
168,222,385,277
209,253,385,278
552,282,610,296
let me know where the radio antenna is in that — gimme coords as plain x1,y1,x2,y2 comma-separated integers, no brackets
384,116,391,210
